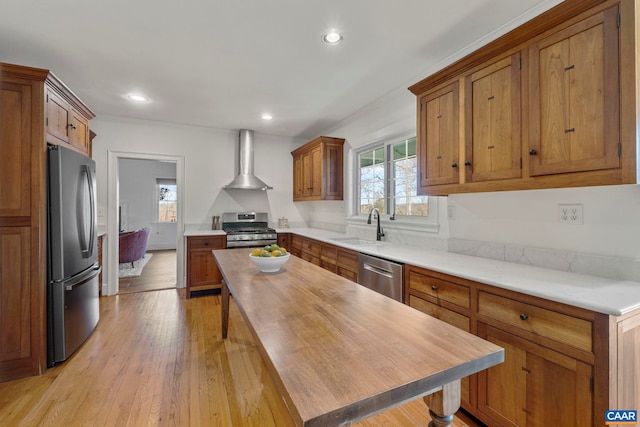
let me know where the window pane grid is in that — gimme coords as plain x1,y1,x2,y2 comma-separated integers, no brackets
158,182,177,223
358,137,428,217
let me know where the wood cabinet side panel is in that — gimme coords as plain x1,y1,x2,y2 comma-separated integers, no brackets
615,311,640,420
0,82,32,218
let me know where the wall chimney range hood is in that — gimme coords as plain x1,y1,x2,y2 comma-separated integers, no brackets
224,129,273,191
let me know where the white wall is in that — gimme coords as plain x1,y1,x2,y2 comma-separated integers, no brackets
119,158,177,250
91,116,308,228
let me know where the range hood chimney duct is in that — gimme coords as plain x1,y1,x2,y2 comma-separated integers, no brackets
223,129,273,190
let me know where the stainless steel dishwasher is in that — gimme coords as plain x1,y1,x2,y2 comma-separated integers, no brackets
358,253,404,302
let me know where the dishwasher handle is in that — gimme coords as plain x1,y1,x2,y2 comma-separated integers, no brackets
362,262,394,279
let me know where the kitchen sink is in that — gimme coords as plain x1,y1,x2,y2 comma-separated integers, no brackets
329,236,379,246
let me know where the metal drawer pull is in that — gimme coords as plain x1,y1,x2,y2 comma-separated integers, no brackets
431,285,438,291
520,313,528,321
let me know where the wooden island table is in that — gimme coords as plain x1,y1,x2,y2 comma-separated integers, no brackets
214,249,503,427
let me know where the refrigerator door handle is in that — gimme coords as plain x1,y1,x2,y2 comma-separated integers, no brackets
78,164,96,259
64,265,102,291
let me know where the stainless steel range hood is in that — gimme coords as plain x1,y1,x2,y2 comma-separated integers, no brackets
224,129,273,190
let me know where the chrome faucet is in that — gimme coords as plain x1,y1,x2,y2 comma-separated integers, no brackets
367,207,385,241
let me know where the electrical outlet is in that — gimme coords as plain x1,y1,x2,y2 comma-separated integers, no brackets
558,204,583,224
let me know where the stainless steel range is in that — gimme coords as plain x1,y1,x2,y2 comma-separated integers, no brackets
222,212,277,248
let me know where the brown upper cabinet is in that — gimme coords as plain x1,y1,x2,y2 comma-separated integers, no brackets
45,74,95,157
465,53,522,183
291,136,345,201
528,7,620,177
409,0,637,196
418,82,460,187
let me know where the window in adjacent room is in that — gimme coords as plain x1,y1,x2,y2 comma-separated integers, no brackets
157,178,177,223
357,137,430,218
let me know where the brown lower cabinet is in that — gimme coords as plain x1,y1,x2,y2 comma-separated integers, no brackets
283,233,358,283
405,263,640,427
185,235,226,298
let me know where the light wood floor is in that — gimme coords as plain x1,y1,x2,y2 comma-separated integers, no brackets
119,249,177,294
0,290,484,426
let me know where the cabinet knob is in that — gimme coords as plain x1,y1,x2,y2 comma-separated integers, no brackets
464,161,471,166
431,285,438,291
519,313,528,321
68,123,77,130
451,163,458,168
529,149,537,156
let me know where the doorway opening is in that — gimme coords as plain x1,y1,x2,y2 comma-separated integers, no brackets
106,151,185,296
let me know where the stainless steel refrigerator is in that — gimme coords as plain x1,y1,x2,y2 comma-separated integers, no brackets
47,144,101,366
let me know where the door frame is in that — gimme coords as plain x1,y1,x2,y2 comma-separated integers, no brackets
106,150,185,296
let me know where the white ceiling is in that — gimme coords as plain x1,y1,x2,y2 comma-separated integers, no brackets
1,0,562,139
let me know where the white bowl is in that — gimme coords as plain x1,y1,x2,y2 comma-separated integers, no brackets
249,253,291,273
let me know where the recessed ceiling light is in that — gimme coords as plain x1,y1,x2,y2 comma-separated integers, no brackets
322,31,343,46
261,114,273,120
127,94,149,102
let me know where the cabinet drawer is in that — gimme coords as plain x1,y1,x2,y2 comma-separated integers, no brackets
188,236,225,250
302,238,320,257
320,245,337,266
301,252,320,266
409,296,470,332
337,249,358,271
408,270,470,309
338,267,357,283
478,291,592,353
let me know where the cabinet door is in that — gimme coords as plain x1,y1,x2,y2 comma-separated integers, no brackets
0,82,31,217
69,109,89,153
301,150,314,197
466,53,521,182
417,82,460,189
529,7,619,176
478,323,593,427
0,227,32,366
277,233,290,250
189,251,222,287
309,145,322,198
46,90,71,143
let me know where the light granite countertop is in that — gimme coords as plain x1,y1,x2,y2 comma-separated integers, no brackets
185,226,640,316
